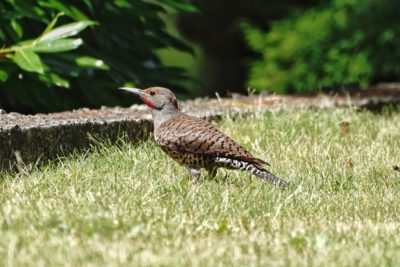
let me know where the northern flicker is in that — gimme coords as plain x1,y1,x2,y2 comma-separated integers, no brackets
119,87,287,187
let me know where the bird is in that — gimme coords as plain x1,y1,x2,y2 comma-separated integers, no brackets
119,86,287,187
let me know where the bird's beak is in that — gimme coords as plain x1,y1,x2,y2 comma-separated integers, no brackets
118,87,146,98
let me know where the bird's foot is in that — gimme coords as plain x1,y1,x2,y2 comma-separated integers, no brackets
187,166,201,181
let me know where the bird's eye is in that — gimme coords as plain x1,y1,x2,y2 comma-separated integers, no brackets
150,91,155,96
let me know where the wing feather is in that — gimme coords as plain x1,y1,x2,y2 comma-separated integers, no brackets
155,113,269,166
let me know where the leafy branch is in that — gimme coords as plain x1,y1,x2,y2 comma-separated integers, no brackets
0,13,96,75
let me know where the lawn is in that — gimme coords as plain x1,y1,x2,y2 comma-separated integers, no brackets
1,107,400,266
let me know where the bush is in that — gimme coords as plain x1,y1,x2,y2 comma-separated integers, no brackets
176,0,325,95
244,0,400,93
0,0,195,113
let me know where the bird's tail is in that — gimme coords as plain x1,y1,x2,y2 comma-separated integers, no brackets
250,166,287,187
214,157,287,187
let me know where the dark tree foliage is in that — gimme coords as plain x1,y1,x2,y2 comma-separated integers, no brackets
244,0,400,93
177,0,327,95
0,0,195,113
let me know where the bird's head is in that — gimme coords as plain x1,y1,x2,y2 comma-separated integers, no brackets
119,86,179,111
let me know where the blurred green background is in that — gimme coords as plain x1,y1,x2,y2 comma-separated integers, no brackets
0,0,399,113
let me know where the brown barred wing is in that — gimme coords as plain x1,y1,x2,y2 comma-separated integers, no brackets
155,113,269,167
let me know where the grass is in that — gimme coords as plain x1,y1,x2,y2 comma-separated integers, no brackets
1,107,400,266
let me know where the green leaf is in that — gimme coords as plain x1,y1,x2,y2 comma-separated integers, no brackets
39,21,97,42
11,19,23,38
29,38,83,53
13,50,44,74
76,56,109,70
38,1,89,20
7,0,45,21
15,39,35,46
0,69,9,82
39,73,70,88
0,29,5,40
39,12,64,39
157,0,197,12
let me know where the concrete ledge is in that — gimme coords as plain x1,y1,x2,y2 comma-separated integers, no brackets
1,84,400,170
0,114,152,169
0,105,241,169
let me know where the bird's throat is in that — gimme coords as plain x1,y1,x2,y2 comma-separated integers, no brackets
152,109,180,130
143,98,156,109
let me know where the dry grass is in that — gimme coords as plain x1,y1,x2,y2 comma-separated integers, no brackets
1,107,400,266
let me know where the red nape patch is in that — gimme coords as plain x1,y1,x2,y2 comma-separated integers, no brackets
143,97,155,109
170,98,180,110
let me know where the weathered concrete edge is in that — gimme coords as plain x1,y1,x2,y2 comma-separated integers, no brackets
0,118,153,170
1,85,400,170
0,110,245,170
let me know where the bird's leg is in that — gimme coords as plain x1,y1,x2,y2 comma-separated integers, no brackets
187,166,201,180
207,166,218,179
220,170,229,182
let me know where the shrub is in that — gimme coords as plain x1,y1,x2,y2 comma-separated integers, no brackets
0,0,195,113
244,0,400,93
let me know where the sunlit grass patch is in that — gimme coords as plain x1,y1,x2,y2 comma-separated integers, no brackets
1,107,400,266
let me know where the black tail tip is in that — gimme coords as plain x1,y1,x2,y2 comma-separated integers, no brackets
273,178,289,188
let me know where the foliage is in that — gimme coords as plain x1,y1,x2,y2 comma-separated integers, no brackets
1,108,400,265
0,13,95,81
176,0,326,95
244,0,400,93
0,0,195,113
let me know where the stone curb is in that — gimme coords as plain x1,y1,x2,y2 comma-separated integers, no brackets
0,116,152,170
1,84,399,170
0,105,245,170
